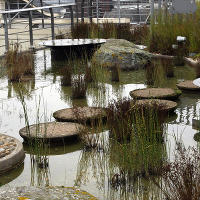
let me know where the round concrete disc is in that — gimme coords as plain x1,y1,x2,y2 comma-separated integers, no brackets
130,88,181,100
19,122,85,143
53,107,107,123
0,186,98,200
135,99,177,112
177,80,200,91
0,134,25,174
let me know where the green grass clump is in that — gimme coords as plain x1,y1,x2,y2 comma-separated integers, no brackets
149,4,200,55
106,97,167,177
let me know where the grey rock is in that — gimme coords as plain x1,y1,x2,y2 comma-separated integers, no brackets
93,39,152,70
0,186,97,200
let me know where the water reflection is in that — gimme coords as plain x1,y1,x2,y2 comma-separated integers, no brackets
0,48,200,199
0,163,24,187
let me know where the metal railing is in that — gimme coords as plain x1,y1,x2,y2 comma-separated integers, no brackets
0,0,170,54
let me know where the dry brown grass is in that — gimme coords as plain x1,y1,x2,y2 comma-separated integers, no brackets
5,43,34,82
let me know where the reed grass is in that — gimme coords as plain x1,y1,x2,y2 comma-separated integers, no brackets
17,86,51,186
5,43,34,82
149,4,200,55
71,22,149,45
107,97,167,177
155,142,200,200
72,74,87,99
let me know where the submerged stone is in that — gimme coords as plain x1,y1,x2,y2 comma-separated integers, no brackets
130,88,181,100
0,186,98,200
19,122,85,143
93,39,152,70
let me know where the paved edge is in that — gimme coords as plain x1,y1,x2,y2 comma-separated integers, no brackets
0,134,25,174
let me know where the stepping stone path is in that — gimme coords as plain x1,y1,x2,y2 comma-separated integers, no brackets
130,88,181,100
135,99,177,113
53,107,107,124
0,186,98,200
19,122,85,143
0,134,25,174
177,80,200,91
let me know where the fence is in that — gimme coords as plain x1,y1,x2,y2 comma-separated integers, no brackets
0,0,170,54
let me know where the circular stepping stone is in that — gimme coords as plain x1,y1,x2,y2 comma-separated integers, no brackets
0,186,98,200
19,122,85,143
53,107,107,123
177,80,200,91
130,88,181,100
0,134,25,174
135,99,177,113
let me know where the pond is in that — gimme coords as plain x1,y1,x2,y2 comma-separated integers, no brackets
0,49,199,199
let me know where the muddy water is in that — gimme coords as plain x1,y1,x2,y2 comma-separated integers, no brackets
0,49,199,199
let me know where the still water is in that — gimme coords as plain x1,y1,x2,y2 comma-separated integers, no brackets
0,49,199,199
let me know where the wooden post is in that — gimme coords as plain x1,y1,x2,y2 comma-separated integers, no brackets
3,13,9,52
40,0,45,28
69,6,74,30
49,8,55,40
28,11,33,48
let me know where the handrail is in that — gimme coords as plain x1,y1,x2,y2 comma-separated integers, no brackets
10,0,35,24
0,3,75,14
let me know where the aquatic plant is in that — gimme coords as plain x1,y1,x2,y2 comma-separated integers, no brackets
149,5,200,55
60,66,72,86
5,43,34,82
106,97,167,177
111,63,120,82
145,60,168,87
156,142,200,200
71,22,149,45
72,74,87,99
17,86,50,186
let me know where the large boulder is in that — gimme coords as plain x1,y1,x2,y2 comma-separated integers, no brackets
93,39,152,70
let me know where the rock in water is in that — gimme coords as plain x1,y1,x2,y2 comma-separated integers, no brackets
93,39,152,70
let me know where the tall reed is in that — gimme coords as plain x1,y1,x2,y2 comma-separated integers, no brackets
149,5,200,55
5,43,34,82
107,97,167,177
155,142,200,200
71,22,149,45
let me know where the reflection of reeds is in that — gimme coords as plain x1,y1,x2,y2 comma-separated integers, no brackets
5,43,34,82
17,86,51,186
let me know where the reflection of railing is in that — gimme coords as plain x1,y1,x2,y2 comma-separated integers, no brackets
0,3,75,53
